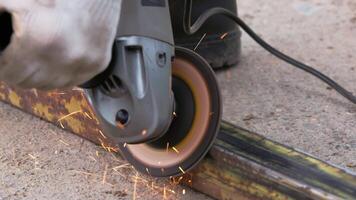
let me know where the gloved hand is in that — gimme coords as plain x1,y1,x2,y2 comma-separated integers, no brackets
0,0,121,90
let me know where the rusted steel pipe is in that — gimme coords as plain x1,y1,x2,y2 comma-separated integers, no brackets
0,83,355,200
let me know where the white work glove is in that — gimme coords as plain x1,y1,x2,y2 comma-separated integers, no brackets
0,0,121,90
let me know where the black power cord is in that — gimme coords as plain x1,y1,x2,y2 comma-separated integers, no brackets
183,0,356,104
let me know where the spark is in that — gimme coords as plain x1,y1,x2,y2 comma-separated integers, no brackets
57,110,82,122
184,174,194,186
146,168,150,174
84,112,93,119
124,175,178,198
116,122,125,129
49,92,66,95
123,143,127,148
173,112,177,117
49,130,57,135
133,172,139,200
88,156,97,162
178,176,183,182
220,32,229,40
178,166,186,174
94,118,100,125
183,189,186,195
194,33,207,51
109,152,123,162
59,139,69,146
167,189,176,194
141,129,147,136
172,147,180,154
111,163,131,178
112,170,126,178
32,89,38,97
28,154,36,159
102,164,108,184
112,164,131,171
98,130,107,139
98,138,119,153
166,142,170,153
72,87,84,92
103,181,115,187
133,176,149,184
170,176,183,185
59,121,65,129
163,184,167,199
109,147,119,153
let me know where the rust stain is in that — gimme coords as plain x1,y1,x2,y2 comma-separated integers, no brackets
8,90,22,108
33,103,55,121
0,93,5,101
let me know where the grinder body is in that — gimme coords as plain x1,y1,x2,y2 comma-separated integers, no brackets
85,0,175,144
83,0,222,177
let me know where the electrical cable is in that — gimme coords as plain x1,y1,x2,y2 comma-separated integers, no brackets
183,0,356,104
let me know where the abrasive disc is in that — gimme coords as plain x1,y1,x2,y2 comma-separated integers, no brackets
119,47,221,177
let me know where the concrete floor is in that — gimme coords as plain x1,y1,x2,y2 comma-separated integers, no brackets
0,0,356,199
220,0,356,171
0,103,210,200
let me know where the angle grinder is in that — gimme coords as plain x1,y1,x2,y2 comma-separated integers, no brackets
82,0,221,177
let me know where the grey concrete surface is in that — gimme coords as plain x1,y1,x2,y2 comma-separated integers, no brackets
0,103,210,200
219,0,356,171
0,0,356,199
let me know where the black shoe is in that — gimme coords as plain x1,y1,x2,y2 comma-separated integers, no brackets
169,0,242,69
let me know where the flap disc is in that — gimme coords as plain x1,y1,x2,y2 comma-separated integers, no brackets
119,47,221,177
